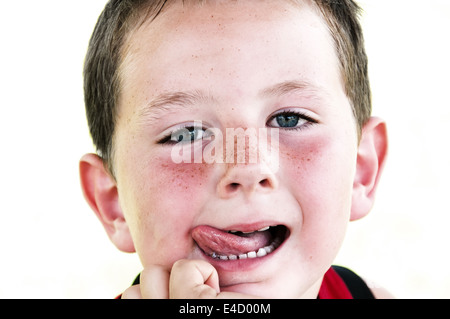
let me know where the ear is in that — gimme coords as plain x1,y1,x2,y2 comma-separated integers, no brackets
79,153,135,252
351,117,388,221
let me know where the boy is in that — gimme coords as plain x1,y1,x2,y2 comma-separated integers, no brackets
80,0,389,298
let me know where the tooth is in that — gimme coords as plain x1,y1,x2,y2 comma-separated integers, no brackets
258,226,270,232
242,231,253,234
208,234,282,261
247,251,257,258
264,245,274,254
228,230,238,234
257,248,267,257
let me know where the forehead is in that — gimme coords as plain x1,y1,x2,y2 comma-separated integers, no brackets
119,0,343,114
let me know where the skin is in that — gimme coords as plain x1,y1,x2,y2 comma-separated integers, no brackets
80,0,388,298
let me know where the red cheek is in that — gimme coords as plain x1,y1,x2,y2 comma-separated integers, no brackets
157,160,211,194
279,138,325,172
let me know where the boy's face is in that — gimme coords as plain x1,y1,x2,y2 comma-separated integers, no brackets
113,1,359,298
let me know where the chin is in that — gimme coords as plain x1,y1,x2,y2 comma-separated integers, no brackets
219,279,301,299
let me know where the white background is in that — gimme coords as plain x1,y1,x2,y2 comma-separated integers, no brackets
0,0,449,298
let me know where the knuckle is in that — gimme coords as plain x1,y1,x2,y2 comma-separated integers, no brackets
171,259,190,271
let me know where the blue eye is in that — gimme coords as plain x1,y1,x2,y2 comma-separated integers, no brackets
268,110,316,129
275,114,300,128
171,127,205,143
158,126,210,145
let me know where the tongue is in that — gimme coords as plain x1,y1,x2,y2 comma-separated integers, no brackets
192,225,272,256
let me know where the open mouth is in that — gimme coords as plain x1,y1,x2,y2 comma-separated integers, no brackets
192,225,289,261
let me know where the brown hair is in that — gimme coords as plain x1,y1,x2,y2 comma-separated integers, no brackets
313,0,371,136
83,0,371,174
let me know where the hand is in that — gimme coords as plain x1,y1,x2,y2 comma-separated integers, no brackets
121,259,258,299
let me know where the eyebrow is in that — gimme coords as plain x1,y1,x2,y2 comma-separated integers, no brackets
259,79,326,99
138,90,215,122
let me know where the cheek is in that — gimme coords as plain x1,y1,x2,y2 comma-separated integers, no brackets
280,135,356,205
156,160,211,202
120,154,214,266
279,135,356,260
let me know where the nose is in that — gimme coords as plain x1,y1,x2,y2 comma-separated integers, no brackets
216,162,279,199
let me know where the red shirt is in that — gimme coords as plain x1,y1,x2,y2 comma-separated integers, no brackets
318,267,354,299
